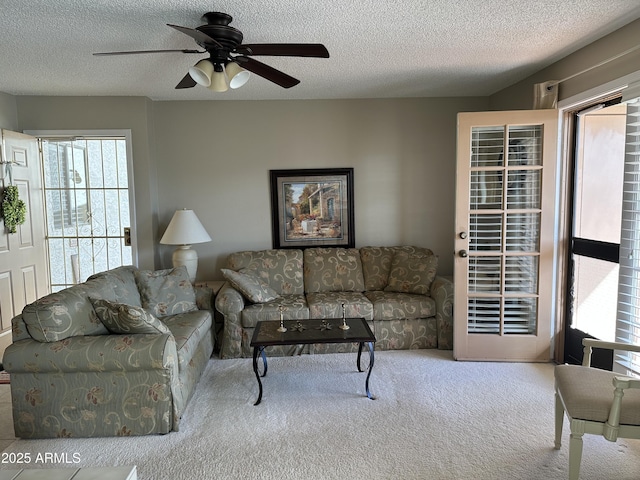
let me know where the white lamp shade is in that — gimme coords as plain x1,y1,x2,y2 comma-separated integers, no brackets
189,60,214,87
226,62,250,89
160,209,211,245
208,68,229,92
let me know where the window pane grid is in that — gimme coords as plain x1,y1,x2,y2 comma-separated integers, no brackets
506,213,540,251
42,137,131,290
468,298,501,333
504,298,537,334
507,126,542,166
469,214,502,251
471,127,504,168
468,123,543,336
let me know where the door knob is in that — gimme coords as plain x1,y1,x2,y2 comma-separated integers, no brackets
459,250,468,258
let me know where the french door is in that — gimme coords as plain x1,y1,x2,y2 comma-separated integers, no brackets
454,110,558,361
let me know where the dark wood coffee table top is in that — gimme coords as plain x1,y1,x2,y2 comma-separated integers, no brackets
250,318,375,347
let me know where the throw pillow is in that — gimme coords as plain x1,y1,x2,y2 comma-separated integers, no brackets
134,266,198,317
384,251,438,295
91,298,170,335
221,268,280,303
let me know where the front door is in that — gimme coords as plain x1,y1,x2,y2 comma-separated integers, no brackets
454,110,558,361
0,130,49,358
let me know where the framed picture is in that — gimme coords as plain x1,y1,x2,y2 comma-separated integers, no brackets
270,168,355,249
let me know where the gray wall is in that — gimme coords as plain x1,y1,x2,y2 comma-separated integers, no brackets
10,95,487,281
0,92,18,131
152,97,488,279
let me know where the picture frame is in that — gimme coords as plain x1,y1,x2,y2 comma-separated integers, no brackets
270,168,355,249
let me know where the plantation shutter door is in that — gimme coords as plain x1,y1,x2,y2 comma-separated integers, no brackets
454,110,558,361
616,87,640,374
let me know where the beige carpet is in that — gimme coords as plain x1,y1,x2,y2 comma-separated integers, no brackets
2,349,640,479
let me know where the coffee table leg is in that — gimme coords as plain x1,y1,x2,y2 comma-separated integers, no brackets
252,346,267,405
357,341,375,400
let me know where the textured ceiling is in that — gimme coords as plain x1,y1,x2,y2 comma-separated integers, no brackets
1,1,640,101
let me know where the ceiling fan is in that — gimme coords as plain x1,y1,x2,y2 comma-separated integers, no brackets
94,11,330,91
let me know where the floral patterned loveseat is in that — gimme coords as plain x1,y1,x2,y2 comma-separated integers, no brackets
215,246,453,359
3,265,215,438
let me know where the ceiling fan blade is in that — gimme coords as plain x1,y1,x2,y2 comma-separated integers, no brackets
236,44,329,58
167,24,222,49
235,56,300,89
175,73,197,89
94,49,203,56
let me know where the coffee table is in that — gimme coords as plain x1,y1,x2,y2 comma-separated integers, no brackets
250,318,376,405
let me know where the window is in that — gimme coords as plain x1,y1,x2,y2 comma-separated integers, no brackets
40,136,134,291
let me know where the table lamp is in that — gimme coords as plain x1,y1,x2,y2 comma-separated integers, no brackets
160,209,211,282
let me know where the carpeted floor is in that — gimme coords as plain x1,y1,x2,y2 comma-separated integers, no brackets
2,349,640,479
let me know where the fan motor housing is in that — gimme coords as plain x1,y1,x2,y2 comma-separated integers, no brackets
197,12,243,53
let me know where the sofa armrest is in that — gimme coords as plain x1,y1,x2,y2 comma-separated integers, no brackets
430,276,453,350
3,333,179,375
11,314,31,342
215,282,245,315
214,283,246,359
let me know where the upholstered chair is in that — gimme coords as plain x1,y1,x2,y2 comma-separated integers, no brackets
554,338,640,480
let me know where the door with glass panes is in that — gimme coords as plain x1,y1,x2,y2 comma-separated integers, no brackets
454,110,558,361
37,134,136,291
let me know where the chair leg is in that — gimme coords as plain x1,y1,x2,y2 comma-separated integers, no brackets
555,392,564,449
568,432,584,480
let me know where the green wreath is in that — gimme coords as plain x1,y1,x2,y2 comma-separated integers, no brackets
1,185,27,234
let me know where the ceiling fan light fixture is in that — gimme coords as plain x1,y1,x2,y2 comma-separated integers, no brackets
226,61,250,89
188,59,214,87
208,64,229,92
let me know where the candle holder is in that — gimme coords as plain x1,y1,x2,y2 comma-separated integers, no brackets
317,319,333,331
291,321,306,332
277,305,287,333
339,302,350,330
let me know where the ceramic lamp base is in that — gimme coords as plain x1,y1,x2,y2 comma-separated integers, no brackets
172,245,198,283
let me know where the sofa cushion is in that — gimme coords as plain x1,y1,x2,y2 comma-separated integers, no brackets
135,266,198,317
221,268,280,303
91,298,171,335
384,249,438,295
303,248,365,293
87,266,142,307
241,294,309,328
227,249,304,295
306,292,374,320
360,246,397,291
162,310,212,372
365,291,436,320
361,246,436,292
21,277,115,342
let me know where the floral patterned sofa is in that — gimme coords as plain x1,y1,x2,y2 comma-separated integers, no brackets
215,246,453,359
3,265,215,438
